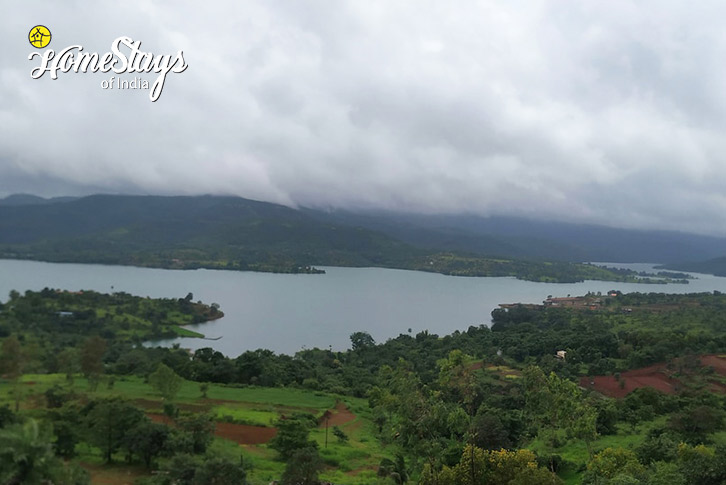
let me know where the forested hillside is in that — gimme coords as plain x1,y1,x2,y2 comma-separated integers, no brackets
3,289,726,483
0,194,685,283
662,256,726,277
305,210,726,263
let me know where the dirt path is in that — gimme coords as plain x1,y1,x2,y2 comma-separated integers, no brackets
319,401,356,427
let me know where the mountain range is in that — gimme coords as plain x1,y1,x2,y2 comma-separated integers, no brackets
0,193,722,278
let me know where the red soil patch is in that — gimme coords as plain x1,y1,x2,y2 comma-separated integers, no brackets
580,363,680,398
79,463,149,485
147,413,171,425
134,398,209,413
214,421,278,445
319,401,356,427
700,355,726,374
146,413,277,445
581,355,726,398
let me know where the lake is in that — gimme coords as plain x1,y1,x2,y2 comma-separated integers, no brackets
1,259,725,356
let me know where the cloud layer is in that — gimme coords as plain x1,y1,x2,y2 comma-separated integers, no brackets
3,1,726,235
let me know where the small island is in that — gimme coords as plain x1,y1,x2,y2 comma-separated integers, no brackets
0,288,222,345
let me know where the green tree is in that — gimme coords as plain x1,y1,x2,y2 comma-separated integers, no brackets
350,331,375,351
80,336,106,391
0,405,18,429
332,426,348,443
0,335,24,411
45,384,70,409
371,360,457,475
569,401,599,458
0,419,89,485
583,448,646,484
668,405,726,445
636,431,679,465
269,414,317,460
159,453,200,484
144,454,246,485
48,404,83,458
163,402,178,421
0,419,54,485
176,413,215,454
484,448,560,485
378,453,409,484
675,443,726,485
281,447,322,485
437,350,479,415
192,456,247,485
0,335,23,379
84,398,144,463
122,420,169,468
523,366,598,461
646,461,685,485
57,348,80,384
426,445,561,485
469,412,511,450
148,363,184,401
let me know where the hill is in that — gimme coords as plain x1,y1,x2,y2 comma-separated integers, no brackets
660,256,726,277
308,209,726,263
0,193,78,206
0,193,708,283
0,194,416,273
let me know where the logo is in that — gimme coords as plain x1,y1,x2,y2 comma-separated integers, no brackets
27,29,187,102
29,25,51,48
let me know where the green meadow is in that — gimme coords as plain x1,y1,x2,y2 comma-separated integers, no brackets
0,374,391,485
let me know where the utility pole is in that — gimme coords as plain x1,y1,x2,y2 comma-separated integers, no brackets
325,415,329,448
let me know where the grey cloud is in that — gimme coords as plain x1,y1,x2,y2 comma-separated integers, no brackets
3,1,726,235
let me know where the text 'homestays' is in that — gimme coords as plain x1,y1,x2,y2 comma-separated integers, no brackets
29,36,188,102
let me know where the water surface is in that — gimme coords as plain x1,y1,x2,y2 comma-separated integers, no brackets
1,260,723,356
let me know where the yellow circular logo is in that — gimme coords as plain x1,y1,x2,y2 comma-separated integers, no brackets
28,25,52,48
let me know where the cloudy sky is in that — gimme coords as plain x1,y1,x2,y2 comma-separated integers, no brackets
4,1,726,235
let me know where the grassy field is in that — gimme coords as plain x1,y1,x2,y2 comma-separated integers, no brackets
527,418,669,485
0,374,390,485
169,325,205,338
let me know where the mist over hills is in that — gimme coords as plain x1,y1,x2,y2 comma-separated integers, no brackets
661,257,726,278
0,194,414,271
0,194,723,272
0,194,79,207
305,209,726,264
